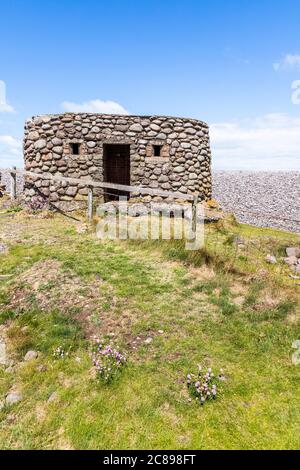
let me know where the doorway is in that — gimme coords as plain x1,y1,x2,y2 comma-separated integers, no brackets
103,144,131,201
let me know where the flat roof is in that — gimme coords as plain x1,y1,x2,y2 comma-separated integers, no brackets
28,113,209,127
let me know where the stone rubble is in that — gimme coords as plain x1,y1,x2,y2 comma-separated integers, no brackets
0,338,6,365
284,247,300,274
286,247,300,257
5,391,23,406
0,244,8,254
266,255,277,265
265,246,300,274
213,171,300,234
24,350,39,361
47,391,58,403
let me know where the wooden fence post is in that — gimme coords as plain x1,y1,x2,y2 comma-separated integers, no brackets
192,193,199,234
10,166,17,200
87,186,94,223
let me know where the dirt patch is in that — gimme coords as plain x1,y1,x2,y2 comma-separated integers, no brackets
35,403,47,422
233,296,245,306
17,259,64,289
247,290,282,312
185,265,216,282
230,281,248,296
0,211,77,247
56,427,74,450
8,259,123,339
159,402,181,426
287,309,300,324
7,259,157,348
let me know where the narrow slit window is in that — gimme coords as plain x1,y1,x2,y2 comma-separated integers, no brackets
70,143,80,155
153,145,162,157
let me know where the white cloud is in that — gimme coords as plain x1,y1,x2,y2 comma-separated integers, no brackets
273,54,300,71
61,99,129,115
0,135,21,147
0,135,22,168
0,102,15,113
0,80,15,113
210,113,300,170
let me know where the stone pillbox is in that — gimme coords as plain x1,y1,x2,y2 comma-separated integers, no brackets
23,113,212,209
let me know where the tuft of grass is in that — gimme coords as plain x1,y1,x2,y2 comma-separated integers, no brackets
243,280,265,308
259,300,297,322
5,307,85,360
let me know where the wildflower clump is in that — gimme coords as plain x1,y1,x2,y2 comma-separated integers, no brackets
187,365,224,405
92,339,126,383
53,346,68,359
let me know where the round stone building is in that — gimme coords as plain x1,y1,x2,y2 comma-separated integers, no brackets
24,113,212,208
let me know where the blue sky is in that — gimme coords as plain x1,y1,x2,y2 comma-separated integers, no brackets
1,0,300,169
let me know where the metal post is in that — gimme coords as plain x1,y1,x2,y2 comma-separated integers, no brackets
192,193,199,234
10,166,17,200
87,186,93,223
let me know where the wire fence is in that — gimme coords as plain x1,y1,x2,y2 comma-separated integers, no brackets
1,167,300,231
4,168,200,226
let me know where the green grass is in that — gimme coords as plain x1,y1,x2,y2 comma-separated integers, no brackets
0,212,299,449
